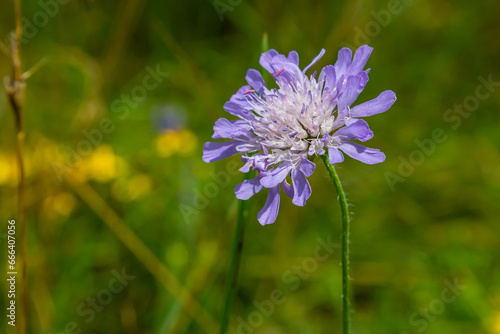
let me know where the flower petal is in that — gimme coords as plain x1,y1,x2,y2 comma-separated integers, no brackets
229,85,253,109
260,163,293,188
299,158,316,177
235,176,264,200
246,69,266,95
281,179,294,198
259,49,280,74
320,65,337,93
223,101,255,121
212,118,251,139
339,142,385,164
328,147,344,164
269,56,303,84
334,47,352,79
350,90,397,117
347,45,373,76
202,141,239,163
303,49,326,74
239,160,251,173
287,51,299,66
338,75,367,113
334,119,373,142
291,169,312,206
257,187,280,225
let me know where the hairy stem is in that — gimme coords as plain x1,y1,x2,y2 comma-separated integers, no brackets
321,154,351,334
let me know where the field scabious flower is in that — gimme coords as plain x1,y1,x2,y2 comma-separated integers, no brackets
203,45,396,225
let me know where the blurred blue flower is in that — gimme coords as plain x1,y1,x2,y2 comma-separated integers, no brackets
151,103,187,133
203,46,396,225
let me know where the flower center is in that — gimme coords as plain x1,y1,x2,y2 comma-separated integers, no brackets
245,75,337,157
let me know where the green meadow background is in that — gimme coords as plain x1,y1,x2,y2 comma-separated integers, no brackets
1,0,500,333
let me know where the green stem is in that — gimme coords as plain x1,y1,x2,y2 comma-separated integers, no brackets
321,154,351,334
219,174,251,334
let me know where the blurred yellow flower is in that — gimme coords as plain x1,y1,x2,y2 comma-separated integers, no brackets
155,129,197,157
78,145,128,182
42,192,76,220
111,174,152,202
494,312,500,334
177,129,198,156
0,153,17,186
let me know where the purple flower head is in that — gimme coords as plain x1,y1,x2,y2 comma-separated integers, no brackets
203,45,396,225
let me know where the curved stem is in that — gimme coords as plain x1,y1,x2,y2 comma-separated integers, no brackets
8,1,27,331
16,116,27,334
321,154,351,334
219,174,251,334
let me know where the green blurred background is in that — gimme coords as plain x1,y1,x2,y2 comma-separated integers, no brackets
1,0,500,333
